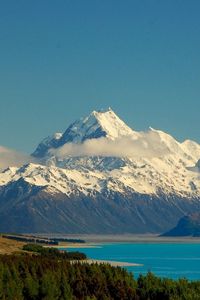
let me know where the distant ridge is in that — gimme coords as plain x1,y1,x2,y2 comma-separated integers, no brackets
162,212,200,237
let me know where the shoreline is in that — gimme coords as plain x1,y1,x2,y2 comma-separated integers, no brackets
70,259,143,267
45,243,101,249
40,234,200,244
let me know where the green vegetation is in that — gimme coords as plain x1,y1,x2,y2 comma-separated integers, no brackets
3,234,85,245
0,254,136,300
137,272,200,300
22,244,86,260
0,250,200,299
2,235,59,245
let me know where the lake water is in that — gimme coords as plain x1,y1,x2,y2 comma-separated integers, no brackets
67,243,200,280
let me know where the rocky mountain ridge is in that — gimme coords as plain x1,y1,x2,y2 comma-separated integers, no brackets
162,212,200,236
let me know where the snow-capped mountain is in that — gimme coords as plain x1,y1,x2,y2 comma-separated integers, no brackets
30,109,200,197
0,108,200,233
32,108,137,158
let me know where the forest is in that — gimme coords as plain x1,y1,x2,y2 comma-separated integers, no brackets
22,244,87,260
0,250,200,299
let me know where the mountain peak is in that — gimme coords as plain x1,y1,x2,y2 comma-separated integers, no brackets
90,106,113,114
59,108,134,146
88,107,119,123
32,108,134,158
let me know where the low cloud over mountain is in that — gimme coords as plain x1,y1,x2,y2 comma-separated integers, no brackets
50,131,170,159
0,146,34,170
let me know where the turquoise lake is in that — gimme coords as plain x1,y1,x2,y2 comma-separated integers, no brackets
66,243,200,280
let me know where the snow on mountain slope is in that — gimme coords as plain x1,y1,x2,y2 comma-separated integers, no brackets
1,108,200,199
32,108,138,158
148,127,185,155
1,150,200,198
181,139,200,161
32,108,200,164
0,163,104,196
59,108,136,143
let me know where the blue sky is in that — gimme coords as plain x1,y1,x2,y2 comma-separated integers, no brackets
1,0,200,152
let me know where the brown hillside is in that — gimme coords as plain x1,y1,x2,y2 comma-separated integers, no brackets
0,236,25,254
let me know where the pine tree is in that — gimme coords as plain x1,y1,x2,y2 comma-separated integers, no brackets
23,272,39,300
40,271,60,300
59,269,73,300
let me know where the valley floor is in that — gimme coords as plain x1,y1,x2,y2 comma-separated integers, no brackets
36,233,200,244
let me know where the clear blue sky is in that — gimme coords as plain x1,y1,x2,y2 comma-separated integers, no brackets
1,0,200,152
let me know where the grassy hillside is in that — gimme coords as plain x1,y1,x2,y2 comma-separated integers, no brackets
0,236,26,254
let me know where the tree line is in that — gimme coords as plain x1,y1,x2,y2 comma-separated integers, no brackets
3,235,85,245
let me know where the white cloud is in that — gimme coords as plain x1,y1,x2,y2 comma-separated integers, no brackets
50,131,170,159
0,131,170,171
0,146,34,170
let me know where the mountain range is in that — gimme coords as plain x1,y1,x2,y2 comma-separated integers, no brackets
0,108,200,233
162,212,200,236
